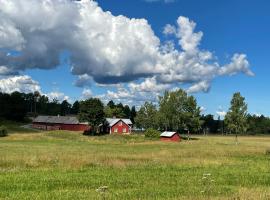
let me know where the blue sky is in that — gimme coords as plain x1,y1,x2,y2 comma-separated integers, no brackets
93,0,270,116
1,0,270,117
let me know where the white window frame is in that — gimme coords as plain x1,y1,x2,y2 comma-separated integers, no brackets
123,128,126,133
114,128,118,133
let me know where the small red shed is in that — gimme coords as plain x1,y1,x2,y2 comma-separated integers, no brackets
160,131,181,142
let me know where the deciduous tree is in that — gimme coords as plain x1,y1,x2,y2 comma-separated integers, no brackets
135,102,158,129
79,98,105,133
224,92,248,144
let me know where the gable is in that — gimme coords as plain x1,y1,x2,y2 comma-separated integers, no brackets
106,118,132,127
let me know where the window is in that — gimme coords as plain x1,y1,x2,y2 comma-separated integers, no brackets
119,121,122,126
123,128,126,133
114,128,118,133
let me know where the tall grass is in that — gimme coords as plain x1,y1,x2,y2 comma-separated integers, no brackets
0,132,269,199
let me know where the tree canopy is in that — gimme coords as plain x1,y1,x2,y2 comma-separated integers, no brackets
79,98,105,133
159,89,201,132
225,92,248,134
134,89,201,133
135,102,159,129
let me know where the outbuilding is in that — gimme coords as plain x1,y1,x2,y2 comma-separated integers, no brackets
160,131,181,142
32,115,90,132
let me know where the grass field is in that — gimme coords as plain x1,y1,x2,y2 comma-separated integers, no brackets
0,120,40,134
0,130,270,200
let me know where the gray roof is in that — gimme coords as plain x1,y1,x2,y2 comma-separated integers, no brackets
106,118,132,127
160,131,178,137
33,115,85,125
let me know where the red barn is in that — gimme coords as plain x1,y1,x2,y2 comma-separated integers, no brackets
32,116,90,132
105,118,132,134
160,131,181,142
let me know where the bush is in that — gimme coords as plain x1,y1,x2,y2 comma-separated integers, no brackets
266,149,270,155
145,128,160,139
0,126,8,137
83,129,106,136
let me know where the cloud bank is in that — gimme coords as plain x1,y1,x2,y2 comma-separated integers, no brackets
0,0,254,104
0,75,70,102
0,75,40,94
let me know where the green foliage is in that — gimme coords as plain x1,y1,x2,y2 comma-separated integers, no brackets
104,101,134,119
0,125,8,137
225,92,248,134
159,89,201,132
144,128,160,139
60,100,71,116
79,98,105,133
135,90,201,133
71,101,80,115
0,92,27,121
107,100,115,109
135,102,159,129
104,106,125,118
247,114,270,134
130,106,136,124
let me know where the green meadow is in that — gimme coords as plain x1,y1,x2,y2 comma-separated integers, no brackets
0,129,269,199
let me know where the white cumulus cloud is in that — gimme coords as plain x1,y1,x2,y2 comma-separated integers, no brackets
0,75,41,94
47,91,69,102
81,88,92,100
0,0,254,104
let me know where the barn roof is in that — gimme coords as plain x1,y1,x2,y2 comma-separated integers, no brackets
106,118,132,127
160,131,178,137
33,115,84,125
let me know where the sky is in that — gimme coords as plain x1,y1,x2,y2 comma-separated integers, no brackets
0,0,270,118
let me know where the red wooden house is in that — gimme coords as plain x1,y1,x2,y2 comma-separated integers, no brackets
105,118,132,134
32,115,90,132
160,131,181,142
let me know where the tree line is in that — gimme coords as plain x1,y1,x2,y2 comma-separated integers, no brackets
0,91,136,123
0,91,80,121
1,90,270,135
135,90,270,135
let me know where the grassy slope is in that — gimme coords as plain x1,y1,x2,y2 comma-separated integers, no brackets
0,120,40,134
0,131,269,199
